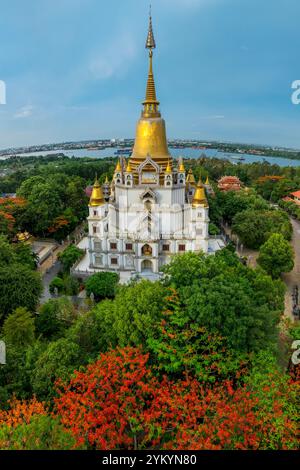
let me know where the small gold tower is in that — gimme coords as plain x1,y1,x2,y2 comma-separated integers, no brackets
89,177,105,206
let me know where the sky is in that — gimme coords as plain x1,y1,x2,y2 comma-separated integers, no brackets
0,0,299,149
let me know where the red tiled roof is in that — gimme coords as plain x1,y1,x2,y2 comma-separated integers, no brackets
290,190,300,199
218,176,242,184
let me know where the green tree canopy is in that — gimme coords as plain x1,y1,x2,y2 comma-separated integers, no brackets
257,233,294,278
36,297,76,340
0,236,16,265
57,245,84,273
232,209,292,249
163,250,284,353
85,272,119,301
2,307,35,348
0,265,42,322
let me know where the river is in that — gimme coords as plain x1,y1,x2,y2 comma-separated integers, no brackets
3,147,300,167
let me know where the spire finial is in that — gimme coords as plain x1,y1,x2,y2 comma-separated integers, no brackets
146,5,156,50
143,8,160,118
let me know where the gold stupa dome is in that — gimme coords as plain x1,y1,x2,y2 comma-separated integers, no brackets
192,179,208,208
129,11,172,175
89,177,105,207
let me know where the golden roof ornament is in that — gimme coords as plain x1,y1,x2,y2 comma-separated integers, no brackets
192,179,208,208
165,160,172,174
89,177,105,207
126,160,132,173
205,175,210,185
104,175,109,184
145,6,156,49
115,160,122,172
178,159,185,172
186,168,196,186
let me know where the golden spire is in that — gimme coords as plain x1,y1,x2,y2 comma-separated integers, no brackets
89,177,105,207
192,179,208,208
178,159,185,172
205,175,210,185
115,160,121,172
142,9,160,118
165,159,172,174
186,168,196,186
129,9,171,174
146,6,156,49
104,175,109,184
126,160,132,173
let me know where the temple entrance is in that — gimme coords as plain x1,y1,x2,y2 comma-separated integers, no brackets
142,244,152,256
141,259,153,273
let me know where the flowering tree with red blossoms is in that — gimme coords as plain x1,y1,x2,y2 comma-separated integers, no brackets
55,347,299,450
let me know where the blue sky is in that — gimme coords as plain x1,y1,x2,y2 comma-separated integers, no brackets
0,0,299,149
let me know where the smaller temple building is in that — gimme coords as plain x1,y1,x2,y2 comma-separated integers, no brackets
217,176,243,192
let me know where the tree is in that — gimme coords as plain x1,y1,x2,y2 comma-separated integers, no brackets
257,233,294,278
57,245,84,273
35,297,76,340
31,338,81,400
55,347,299,450
85,272,119,301
0,235,16,265
0,265,42,322
0,397,46,426
163,250,285,354
232,209,292,249
162,251,206,288
0,415,79,450
14,243,38,270
2,307,35,348
18,182,63,236
147,289,245,382
92,280,168,348
49,276,64,294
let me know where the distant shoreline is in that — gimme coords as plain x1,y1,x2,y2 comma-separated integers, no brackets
1,146,300,168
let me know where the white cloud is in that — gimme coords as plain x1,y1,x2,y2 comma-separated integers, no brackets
13,105,34,119
89,33,137,80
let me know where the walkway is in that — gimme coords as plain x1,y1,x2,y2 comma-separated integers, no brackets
282,217,300,321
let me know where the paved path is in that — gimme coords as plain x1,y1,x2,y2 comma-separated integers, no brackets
282,217,300,321
40,260,62,303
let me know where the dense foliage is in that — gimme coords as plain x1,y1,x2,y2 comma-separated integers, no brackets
0,155,299,450
85,272,119,301
257,233,294,278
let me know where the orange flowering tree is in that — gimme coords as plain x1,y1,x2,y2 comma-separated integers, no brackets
0,397,79,450
55,347,299,450
0,397,46,428
0,197,26,236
